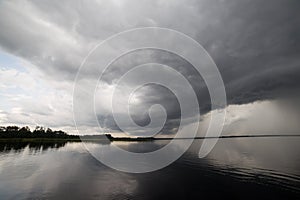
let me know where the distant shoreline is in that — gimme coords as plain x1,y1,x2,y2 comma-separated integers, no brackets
1,126,300,142
1,134,300,143
151,134,300,140
0,138,82,142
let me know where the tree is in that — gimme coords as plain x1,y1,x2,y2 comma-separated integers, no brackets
0,126,5,132
46,128,53,134
19,126,30,132
0,125,79,139
6,126,19,132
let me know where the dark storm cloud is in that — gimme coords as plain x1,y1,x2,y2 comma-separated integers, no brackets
0,0,300,134
192,0,300,105
98,50,208,134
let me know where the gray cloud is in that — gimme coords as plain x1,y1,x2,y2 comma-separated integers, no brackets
0,0,299,135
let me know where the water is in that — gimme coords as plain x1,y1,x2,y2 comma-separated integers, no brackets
0,137,299,199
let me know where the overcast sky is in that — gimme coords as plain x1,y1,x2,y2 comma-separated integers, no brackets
0,0,299,136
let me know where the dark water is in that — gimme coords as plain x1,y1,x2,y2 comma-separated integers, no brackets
0,137,299,200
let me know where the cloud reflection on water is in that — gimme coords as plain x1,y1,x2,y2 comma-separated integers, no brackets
0,138,299,199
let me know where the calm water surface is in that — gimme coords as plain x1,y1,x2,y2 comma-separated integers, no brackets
0,137,299,200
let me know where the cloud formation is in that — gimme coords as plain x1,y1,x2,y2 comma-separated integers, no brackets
0,0,299,135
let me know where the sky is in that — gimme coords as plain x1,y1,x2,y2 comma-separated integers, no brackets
0,0,300,136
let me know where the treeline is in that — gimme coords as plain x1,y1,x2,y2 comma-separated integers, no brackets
0,126,79,139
